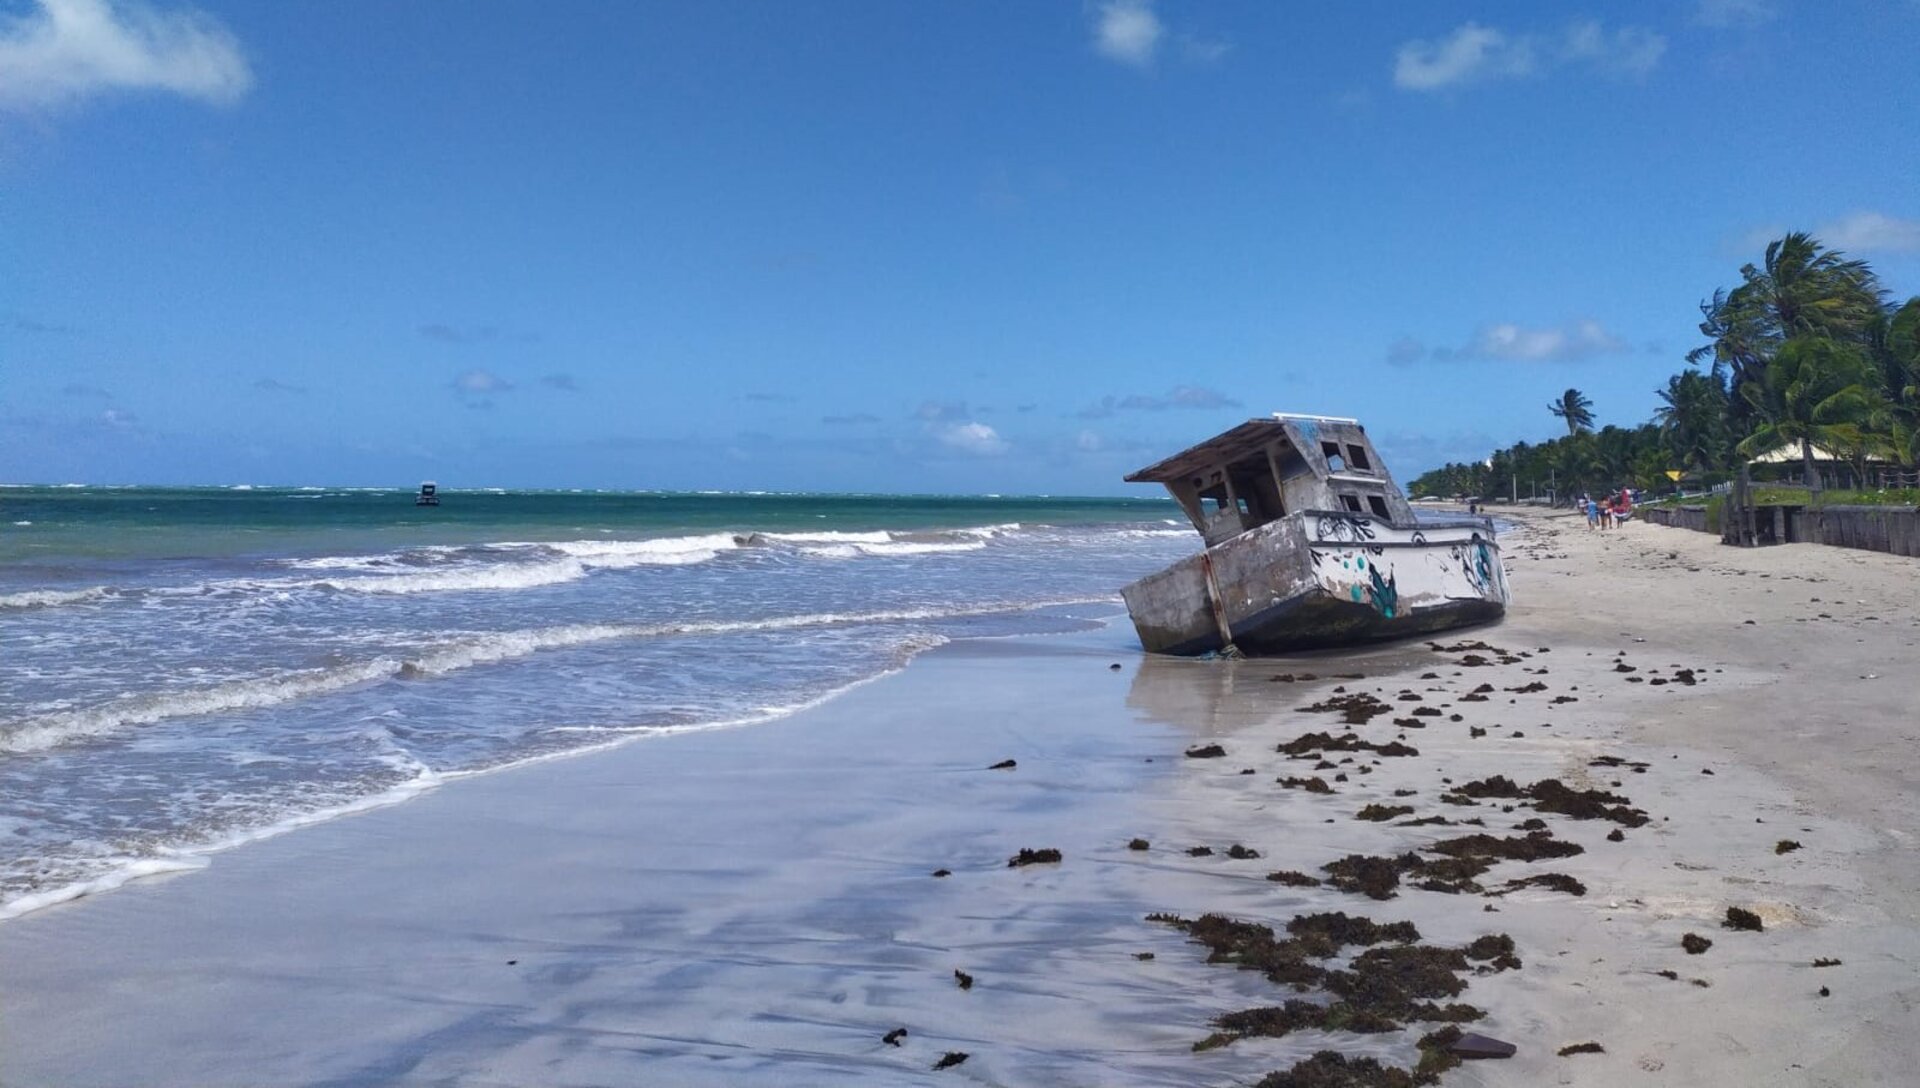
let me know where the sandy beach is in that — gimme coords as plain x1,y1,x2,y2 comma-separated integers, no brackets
5,511,1919,1087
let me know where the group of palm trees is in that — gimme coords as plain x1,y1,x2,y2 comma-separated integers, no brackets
1411,233,1920,502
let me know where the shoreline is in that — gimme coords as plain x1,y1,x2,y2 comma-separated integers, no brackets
4,513,1918,1085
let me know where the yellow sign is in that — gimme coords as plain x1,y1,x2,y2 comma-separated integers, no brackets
1665,470,1683,481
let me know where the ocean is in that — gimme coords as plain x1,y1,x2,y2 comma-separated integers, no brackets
0,486,1195,920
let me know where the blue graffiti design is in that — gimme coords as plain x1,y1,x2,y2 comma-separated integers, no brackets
1368,563,1398,618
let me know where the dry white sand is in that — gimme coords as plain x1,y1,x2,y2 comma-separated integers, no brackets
3,511,1917,1086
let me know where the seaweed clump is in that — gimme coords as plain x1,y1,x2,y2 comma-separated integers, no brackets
1186,743,1227,759
1324,854,1407,900
1723,906,1765,931
1682,933,1712,955
1558,1042,1605,1056
1279,732,1419,758
1281,776,1336,794
1253,1051,1419,1088
1356,804,1416,822
1007,847,1062,867
1444,775,1649,827
1268,870,1323,888
1160,910,1504,1062
1297,692,1396,726
1495,873,1587,897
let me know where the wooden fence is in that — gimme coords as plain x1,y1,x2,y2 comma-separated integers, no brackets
1644,500,1920,557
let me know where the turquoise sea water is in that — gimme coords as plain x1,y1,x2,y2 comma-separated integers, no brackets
0,486,1196,919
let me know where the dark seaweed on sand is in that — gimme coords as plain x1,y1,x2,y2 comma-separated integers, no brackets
1446,775,1649,827
1267,870,1323,887
1724,906,1765,931
1495,873,1587,897
1186,743,1227,759
1321,831,1585,900
932,1051,968,1070
1682,933,1712,954
1278,731,1419,757
1007,847,1062,867
1153,908,1508,1070
1280,775,1335,794
1558,1041,1605,1056
1296,692,1396,725
1356,804,1416,822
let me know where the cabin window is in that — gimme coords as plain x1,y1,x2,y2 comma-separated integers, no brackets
1340,494,1363,512
1322,442,1346,473
1367,495,1390,518
1200,497,1222,515
1346,444,1372,472
1236,497,1251,516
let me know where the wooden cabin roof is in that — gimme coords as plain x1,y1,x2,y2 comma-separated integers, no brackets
1123,419,1289,483
1125,414,1363,484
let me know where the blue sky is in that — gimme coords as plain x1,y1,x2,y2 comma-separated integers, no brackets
4,0,1917,493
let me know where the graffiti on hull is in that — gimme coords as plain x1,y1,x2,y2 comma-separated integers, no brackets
1310,527,1508,620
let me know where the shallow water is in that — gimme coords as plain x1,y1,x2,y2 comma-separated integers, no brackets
0,487,1195,918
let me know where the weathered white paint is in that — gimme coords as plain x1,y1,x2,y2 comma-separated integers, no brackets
1306,513,1508,621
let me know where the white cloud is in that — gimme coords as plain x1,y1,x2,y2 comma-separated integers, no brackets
1077,385,1242,419
1091,0,1162,68
1695,0,1777,28
452,369,512,395
1728,213,1920,256
939,421,1007,456
0,0,252,112
1462,320,1628,363
1562,20,1666,78
1179,33,1230,65
1393,23,1532,92
1815,211,1920,254
1393,20,1664,92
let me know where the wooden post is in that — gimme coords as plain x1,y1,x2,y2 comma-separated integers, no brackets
1199,552,1240,657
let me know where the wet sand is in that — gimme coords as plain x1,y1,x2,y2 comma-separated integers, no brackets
3,510,1918,1086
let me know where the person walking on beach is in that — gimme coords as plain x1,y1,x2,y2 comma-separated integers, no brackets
1586,495,1600,529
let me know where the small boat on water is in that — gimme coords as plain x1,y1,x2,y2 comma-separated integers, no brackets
1120,414,1509,656
415,481,440,507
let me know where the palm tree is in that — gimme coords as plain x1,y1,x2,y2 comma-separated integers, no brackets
1735,336,1882,489
1655,368,1730,473
1874,297,1920,464
1689,232,1886,418
1548,388,1594,435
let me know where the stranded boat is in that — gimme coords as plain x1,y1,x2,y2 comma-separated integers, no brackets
415,481,440,506
1120,414,1508,655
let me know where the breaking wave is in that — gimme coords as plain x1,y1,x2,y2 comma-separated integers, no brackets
0,599,1107,755
0,587,112,610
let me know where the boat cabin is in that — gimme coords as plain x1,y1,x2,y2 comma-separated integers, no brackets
415,481,440,507
1125,414,1414,546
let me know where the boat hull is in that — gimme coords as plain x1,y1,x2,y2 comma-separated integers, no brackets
1120,512,1509,656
